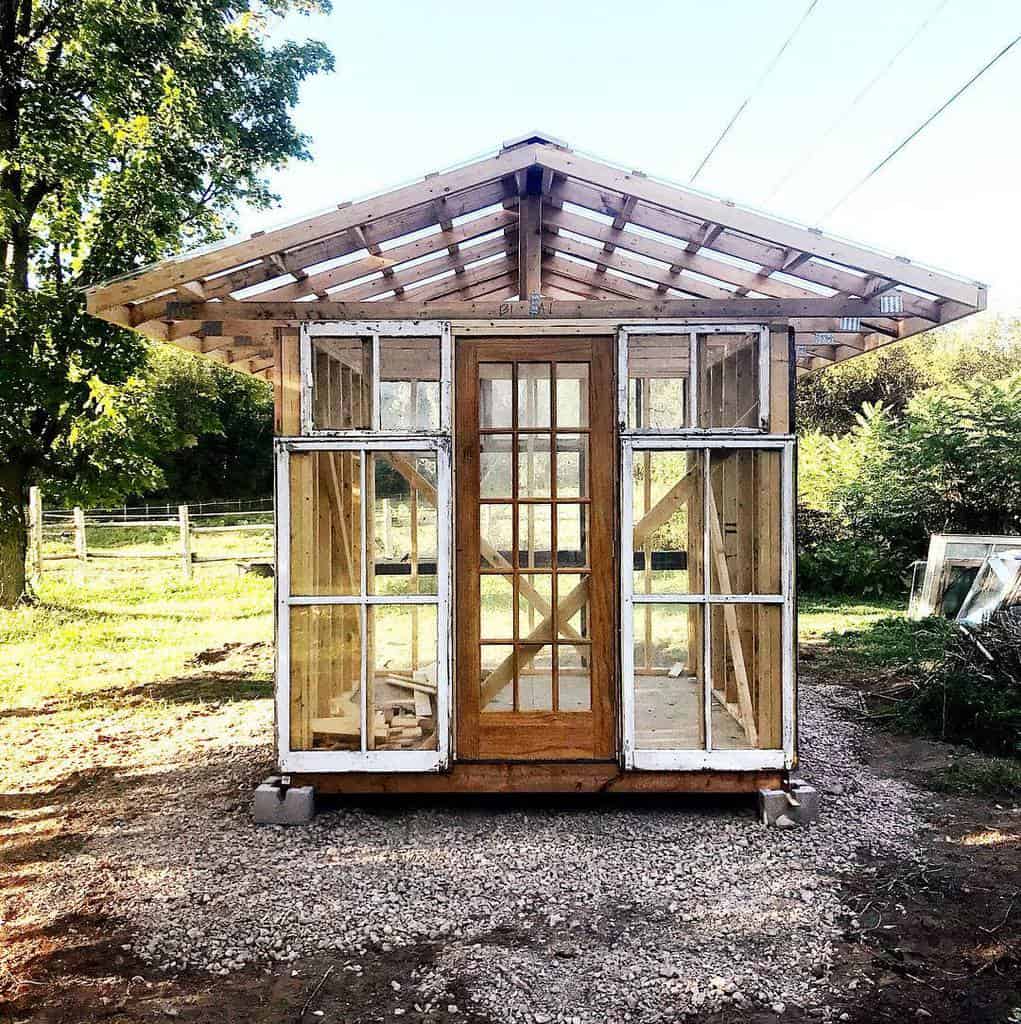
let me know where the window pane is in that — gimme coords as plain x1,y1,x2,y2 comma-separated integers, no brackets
480,363,513,428
379,337,440,431
290,605,361,751
518,504,552,568
627,335,690,430
517,434,552,498
698,332,760,429
709,603,781,750
369,453,437,596
557,645,591,711
708,448,782,595
633,604,704,749
368,604,438,751
633,450,702,595
311,337,372,430
556,504,588,568
517,643,553,711
481,644,514,712
480,434,513,499
518,573,553,639
289,450,361,597
555,363,589,428
480,575,514,640
555,434,588,498
517,364,551,428
557,573,589,639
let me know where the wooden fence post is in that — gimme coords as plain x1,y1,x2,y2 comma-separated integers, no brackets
73,506,87,576
27,487,43,579
178,504,193,580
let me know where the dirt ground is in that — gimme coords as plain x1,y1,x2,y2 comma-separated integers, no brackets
1,641,1018,1023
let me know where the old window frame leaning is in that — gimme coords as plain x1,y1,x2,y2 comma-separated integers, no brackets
299,320,453,436
276,320,453,773
617,324,794,771
617,323,772,434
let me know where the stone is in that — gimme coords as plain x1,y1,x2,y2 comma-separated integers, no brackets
253,778,315,825
759,781,821,826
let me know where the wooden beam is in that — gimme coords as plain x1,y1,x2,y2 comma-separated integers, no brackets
161,295,919,324
518,192,542,297
534,147,983,306
87,143,542,311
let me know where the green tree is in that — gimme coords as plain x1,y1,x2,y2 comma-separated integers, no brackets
0,0,333,605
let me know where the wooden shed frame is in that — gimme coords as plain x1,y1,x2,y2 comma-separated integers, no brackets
85,133,986,795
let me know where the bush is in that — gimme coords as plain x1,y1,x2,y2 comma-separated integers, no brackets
896,614,1021,758
797,507,902,597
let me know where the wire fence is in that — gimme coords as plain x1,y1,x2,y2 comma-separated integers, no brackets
29,488,275,580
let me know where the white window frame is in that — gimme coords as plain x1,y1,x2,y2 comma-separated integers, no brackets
274,435,452,773
299,320,452,436
619,435,796,771
617,323,771,434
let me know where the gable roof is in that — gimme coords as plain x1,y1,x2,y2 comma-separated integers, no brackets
86,132,986,377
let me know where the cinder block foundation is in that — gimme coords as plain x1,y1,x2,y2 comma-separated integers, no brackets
253,775,315,825
758,778,820,827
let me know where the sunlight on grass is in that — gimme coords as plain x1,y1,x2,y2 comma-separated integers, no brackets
798,594,905,643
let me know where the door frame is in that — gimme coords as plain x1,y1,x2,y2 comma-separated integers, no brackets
454,335,618,761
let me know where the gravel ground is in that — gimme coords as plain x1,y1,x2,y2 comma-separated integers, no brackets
37,681,927,1023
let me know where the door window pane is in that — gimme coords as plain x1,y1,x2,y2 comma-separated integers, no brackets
555,363,589,428
480,503,514,566
556,504,588,568
633,604,704,749
628,335,691,430
481,644,514,712
290,605,362,751
557,574,589,639
557,645,592,711
517,364,551,428
480,364,513,428
632,450,702,595
480,434,513,498
518,573,553,639
480,575,514,640
518,504,552,568
311,337,372,430
517,643,553,711
517,434,552,498
369,452,437,596
555,434,588,498
698,332,760,429
379,337,440,431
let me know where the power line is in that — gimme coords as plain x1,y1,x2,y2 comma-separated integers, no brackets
763,0,952,205
821,30,1021,220
689,0,822,185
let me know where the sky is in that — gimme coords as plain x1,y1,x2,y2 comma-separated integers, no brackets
239,0,1021,311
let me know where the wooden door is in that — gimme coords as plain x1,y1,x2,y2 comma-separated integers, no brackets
455,337,616,760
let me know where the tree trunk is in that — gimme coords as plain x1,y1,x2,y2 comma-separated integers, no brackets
0,459,28,607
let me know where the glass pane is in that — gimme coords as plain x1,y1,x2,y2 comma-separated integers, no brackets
518,363,551,428
481,434,513,499
709,603,782,749
311,337,372,430
517,643,553,711
556,363,589,428
480,363,513,428
708,448,782,595
632,450,702,595
557,574,589,639
557,645,591,711
369,453,437,596
379,337,440,431
369,604,438,751
480,503,513,566
633,604,704,749
698,332,760,429
480,575,514,640
555,434,588,498
289,450,361,597
517,434,552,498
518,504,552,568
518,573,553,639
290,605,361,751
481,644,514,712
556,504,588,568
627,335,690,430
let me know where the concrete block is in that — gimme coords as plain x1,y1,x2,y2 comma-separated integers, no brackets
253,778,315,825
759,779,820,826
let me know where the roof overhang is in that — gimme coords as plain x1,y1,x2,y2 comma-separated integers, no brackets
86,133,987,378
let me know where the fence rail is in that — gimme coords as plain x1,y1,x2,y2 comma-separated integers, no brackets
28,488,275,581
